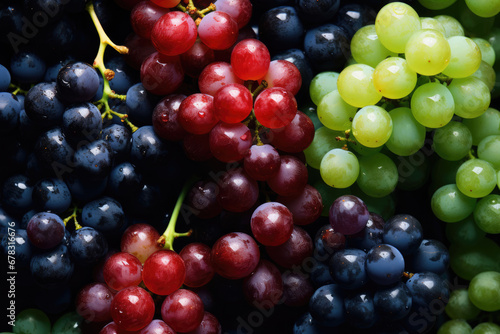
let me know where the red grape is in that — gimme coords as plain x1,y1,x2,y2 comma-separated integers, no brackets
110,286,155,331
282,272,314,307
213,25,257,62
209,122,252,162
198,11,239,50
27,212,65,250
152,94,188,141
99,321,140,334
179,94,218,135
254,87,297,129
214,0,252,29
329,195,370,235
151,11,197,56
140,52,184,96
243,144,281,181
186,181,222,219
130,1,169,40
269,111,314,153
186,312,221,334
261,60,302,96
161,289,205,332
139,320,175,334
150,0,181,8
183,133,213,161
217,168,258,212
250,202,294,246
179,243,215,287
242,259,283,309
103,252,143,291
230,39,270,80
120,224,163,263
124,33,156,70
76,283,114,323
267,155,308,197
315,225,346,256
213,83,253,123
211,232,260,279
277,185,323,225
266,226,313,269
198,62,243,96
181,40,216,78
142,250,186,295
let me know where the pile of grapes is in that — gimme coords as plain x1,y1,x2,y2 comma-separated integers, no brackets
1,0,500,333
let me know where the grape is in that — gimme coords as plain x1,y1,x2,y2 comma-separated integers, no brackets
217,168,258,212
304,127,344,169
243,144,280,181
456,158,497,198
124,33,157,70
465,0,500,18
26,212,65,250
120,224,163,263
309,72,339,106
472,37,496,66
139,320,175,334
276,185,323,226
469,271,500,311
198,11,238,50
373,57,417,99
442,36,482,78
344,290,377,329
405,29,451,76
433,121,473,161
211,232,260,279
347,131,383,157
374,282,412,321
437,319,472,334
262,59,302,96
266,226,313,269
140,52,184,96
350,25,396,68
253,87,297,129
213,83,252,124
474,194,500,234
179,243,214,288
25,82,65,127
82,197,125,234
449,238,500,280
209,122,252,163
62,103,102,146
214,0,252,29
308,284,345,327
75,283,113,323
293,312,331,334
151,11,197,56
409,239,449,275
282,272,314,307
270,111,315,153
446,215,486,246
161,289,204,332
329,195,370,235
386,107,426,156
130,1,169,40
328,248,367,290
142,250,185,295
57,61,100,104
181,40,216,78
420,17,446,34
410,82,455,128
102,252,143,291
447,77,490,119
152,94,188,141
52,312,84,334
230,39,270,80
366,244,404,285
432,184,477,223
375,2,421,53
406,272,449,310
445,289,481,320
242,259,283,308
317,90,357,131
418,0,457,10
150,0,180,8
352,105,393,148
250,202,293,246
463,108,500,145
357,153,398,198
383,214,423,256
179,93,218,135
198,61,244,96
472,323,500,334
478,135,500,169
337,64,382,108
434,15,465,37
267,155,308,197
320,148,359,189
12,309,51,334
186,181,222,219
110,286,155,331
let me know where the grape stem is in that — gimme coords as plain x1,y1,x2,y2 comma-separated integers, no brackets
176,0,216,22
468,149,477,160
8,83,29,95
157,177,197,251
251,80,268,97
86,1,138,132
63,205,83,230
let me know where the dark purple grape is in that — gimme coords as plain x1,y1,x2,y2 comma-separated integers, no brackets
328,248,368,290
383,214,423,256
348,212,385,252
27,212,65,250
266,225,313,269
243,144,281,181
277,185,323,226
57,61,100,104
329,195,370,235
365,244,405,286
282,272,314,307
344,290,377,329
217,168,258,213
242,259,283,309
408,239,450,275
267,155,308,197
309,284,345,327
374,281,412,321
186,180,222,219
250,202,294,246
69,227,108,265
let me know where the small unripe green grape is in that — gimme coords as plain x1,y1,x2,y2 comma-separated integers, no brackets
320,148,359,189
309,72,340,106
304,127,344,170
456,158,497,198
462,108,500,145
433,121,473,161
386,107,426,156
410,82,455,128
405,29,451,76
465,0,500,18
449,238,500,280
437,319,472,334
477,135,500,169
473,194,500,234
418,0,457,10
472,322,500,334
442,36,482,78
356,153,398,198
431,184,477,223
471,61,496,92
472,38,496,67
446,214,486,246
352,105,392,148
350,25,397,68
317,90,357,131
445,289,481,320
375,2,421,53
13,309,51,334
420,17,446,34
337,64,382,108
373,57,417,99
52,312,84,334
434,15,465,37
447,77,490,119
469,271,500,312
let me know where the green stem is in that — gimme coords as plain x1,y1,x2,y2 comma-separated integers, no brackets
468,149,476,160
252,80,268,97
8,83,28,95
63,205,82,230
157,177,197,251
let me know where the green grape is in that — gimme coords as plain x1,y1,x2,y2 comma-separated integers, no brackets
304,127,344,169
456,158,497,198
431,158,463,188
437,319,472,334
469,271,500,312
386,107,426,156
474,194,500,234
352,105,393,148
457,1,495,37
478,135,500,169
449,238,500,280
356,153,398,198
465,0,500,18
309,72,340,106
472,322,500,334
420,17,447,34
351,183,396,220
433,121,473,161
462,108,500,145
347,130,383,157
432,184,477,223
373,57,417,99
434,15,465,37
337,64,382,108
320,148,359,189
317,90,357,131
471,61,496,92
350,25,397,68
52,312,84,334
442,36,482,78
446,215,486,246
396,152,432,191
445,289,481,320
410,82,455,128
375,2,421,53
447,77,490,119
418,0,457,10
13,309,51,334
312,179,351,216
405,29,451,76
472,38,496,67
